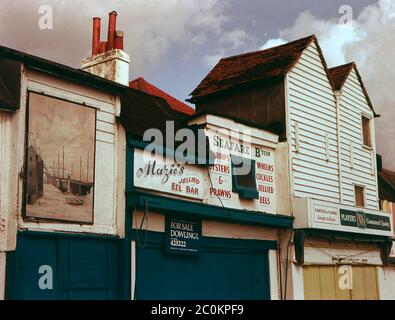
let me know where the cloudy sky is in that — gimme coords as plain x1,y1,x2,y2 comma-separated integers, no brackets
1,0,394,169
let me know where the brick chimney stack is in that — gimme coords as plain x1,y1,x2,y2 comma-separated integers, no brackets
82,11,130,86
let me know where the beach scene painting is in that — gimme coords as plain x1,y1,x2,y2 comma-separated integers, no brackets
25,92,96,223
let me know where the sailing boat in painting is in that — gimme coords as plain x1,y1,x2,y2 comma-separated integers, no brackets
47,146,94,197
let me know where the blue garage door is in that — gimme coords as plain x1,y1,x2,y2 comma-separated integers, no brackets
6,232,129,300
135,233,274,300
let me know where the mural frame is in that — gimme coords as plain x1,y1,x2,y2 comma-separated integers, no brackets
22,91,97,224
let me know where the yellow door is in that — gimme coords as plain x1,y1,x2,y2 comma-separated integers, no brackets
303,265,379,300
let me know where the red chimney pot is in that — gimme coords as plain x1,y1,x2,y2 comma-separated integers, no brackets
92,17,101,56
99,41,108,54
114,31,124,50
107,11,118,51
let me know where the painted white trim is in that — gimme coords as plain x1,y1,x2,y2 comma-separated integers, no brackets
291,263,305,300
188,114,279,146
353,183,366,208
269,250,279,300
294,122,300,153
324,133,330,161
0,252,5,300
131,240,136,300
284,74,296,204
360,113,373,149
349,143,354,169
15,68,121,236
378,266,395,300
334,91,344,203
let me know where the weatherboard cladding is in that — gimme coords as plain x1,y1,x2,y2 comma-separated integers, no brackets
338,68,378,209
287,40,341,203
0,45,193,143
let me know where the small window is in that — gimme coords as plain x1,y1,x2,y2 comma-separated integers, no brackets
362,116,372,147
355,185,365,208
231,156,259,200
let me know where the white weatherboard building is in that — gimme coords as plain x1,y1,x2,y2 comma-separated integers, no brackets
190,35,393,300
0,12,132,299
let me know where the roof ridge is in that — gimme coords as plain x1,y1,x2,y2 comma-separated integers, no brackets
329,62,355,71
220,34,316,61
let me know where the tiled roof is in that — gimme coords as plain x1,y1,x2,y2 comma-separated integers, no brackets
191,35,326,99
380,169,395,191
120,88,187,140
328,63,354,91
129,77,195,115
329,62,376,116
0,45,128,101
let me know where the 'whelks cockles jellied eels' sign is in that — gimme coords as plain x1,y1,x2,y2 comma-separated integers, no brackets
133,148,205,200
207,131,276,214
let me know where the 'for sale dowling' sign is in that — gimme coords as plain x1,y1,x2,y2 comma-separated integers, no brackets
165,216,202,255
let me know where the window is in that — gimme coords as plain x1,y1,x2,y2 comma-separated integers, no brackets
354,185,365,208
362,116,372,148
231,156,259,200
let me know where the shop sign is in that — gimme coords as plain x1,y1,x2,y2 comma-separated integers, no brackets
340,209,391,231
313,204,339,225
207,131,276,213
293,198,393,237
165,216,202,255
133,149,204,200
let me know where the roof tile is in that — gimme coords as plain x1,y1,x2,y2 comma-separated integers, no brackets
191,35,317,99
328,63,354,91
129,77,195,115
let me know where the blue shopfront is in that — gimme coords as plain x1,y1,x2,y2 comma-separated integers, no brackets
126,138,293,300
5,232,130,300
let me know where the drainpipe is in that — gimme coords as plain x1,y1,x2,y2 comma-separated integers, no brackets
334,90,344,204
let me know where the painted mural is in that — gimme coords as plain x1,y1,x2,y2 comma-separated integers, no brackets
25,92,96,223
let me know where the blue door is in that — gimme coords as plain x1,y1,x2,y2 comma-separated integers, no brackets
5,232,129,300
135,233,273,300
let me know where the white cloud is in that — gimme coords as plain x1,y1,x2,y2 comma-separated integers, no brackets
220,29,252,50
260,38,286,50
261,0,395,170
0,0,233,75
202,53,223,69
202,27,255,68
